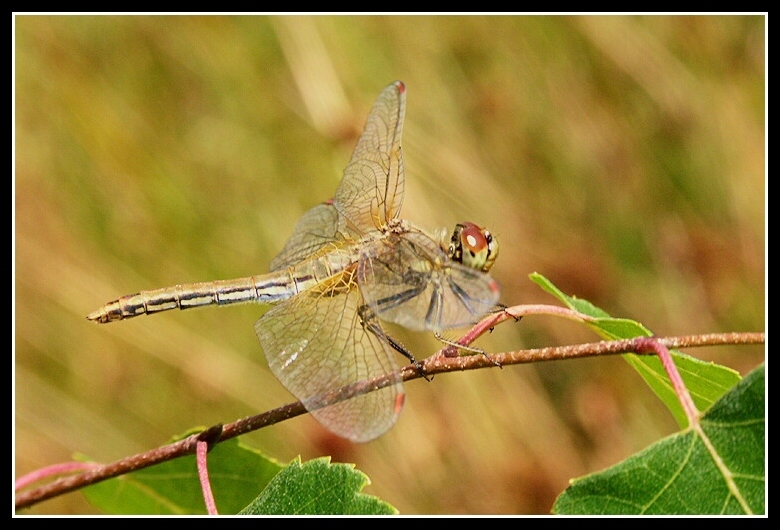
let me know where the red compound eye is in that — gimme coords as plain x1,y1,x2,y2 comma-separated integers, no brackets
459,222,488,253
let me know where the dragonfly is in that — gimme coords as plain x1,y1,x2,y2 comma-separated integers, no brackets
88,81,501,442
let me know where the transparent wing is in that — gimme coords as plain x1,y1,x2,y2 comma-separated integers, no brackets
271,81,406,271
254,274,403,443
357,230,501,333
269,202,341,272
333,81,406,233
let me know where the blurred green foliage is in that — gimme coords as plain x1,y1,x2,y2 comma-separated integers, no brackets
15,15,764,514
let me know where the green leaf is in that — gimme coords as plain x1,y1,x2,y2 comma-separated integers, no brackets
622,353,743,428
239,457,398,515
82,433,396,515
553,364,765,515
82,431,284,514
531,272,613,319
530,273,742,427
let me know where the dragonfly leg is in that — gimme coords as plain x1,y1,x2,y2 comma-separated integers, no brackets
491,303,521,323
435,332,502,368
358,304,430,381
384,333,431,381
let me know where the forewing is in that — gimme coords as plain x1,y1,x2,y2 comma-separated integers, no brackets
269,203,341,271
254,276,403,443
358,231,501,332
334,81,406,233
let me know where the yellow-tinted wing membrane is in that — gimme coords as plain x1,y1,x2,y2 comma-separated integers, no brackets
269,203,342,272
334,81,406,233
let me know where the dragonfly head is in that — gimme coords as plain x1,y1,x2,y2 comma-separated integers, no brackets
446,222,499,273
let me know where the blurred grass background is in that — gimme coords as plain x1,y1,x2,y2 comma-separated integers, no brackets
14,15,764,515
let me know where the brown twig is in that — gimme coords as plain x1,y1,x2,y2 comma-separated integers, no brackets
15,312,764,511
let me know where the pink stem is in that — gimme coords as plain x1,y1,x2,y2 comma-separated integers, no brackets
634,337,700,425
15,461,102,491
197,441,218,515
